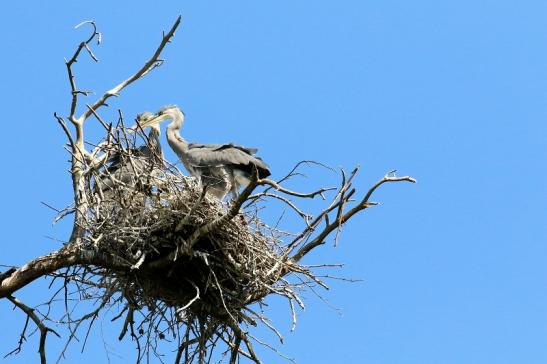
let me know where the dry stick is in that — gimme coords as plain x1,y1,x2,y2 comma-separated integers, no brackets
4,315,30,358
0,240,137,300
283,186,357,257
66,21,100,122
147,170,259,269
244,307,284,343
85,105,114,168
175,187,208,232
7,296,61,364
226,323,262,364
118,306,135,341
333,167,353,246
251,192,311,222
177,279,201,312
292,174,416,262
56,292,113,364
77,16,182,125
64,22,101,245
69,18,181,246
258,178,335,199
174,337,201,364
228,333,242,364
218,332,254,362
247,333,296,364
244,161,335,208
53,113,75,150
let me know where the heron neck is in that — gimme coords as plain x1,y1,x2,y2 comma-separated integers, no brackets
148,128,163,158
166,124,189,153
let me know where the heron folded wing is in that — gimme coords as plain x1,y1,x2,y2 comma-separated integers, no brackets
186,146,251,167
189,142,258,155
186,145,270,178
211,143,258,155
188,143,226,150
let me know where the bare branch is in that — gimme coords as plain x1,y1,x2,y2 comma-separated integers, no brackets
77,16,182,123
258,178,335,199
292,172,416,262
7,296,60,364
0,244,81,299
66,20,100,122
53,113,75,150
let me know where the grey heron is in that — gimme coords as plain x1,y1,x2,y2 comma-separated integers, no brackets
138,105,270,200
97,112,164,193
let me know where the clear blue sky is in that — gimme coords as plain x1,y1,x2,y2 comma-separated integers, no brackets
1,1,546,363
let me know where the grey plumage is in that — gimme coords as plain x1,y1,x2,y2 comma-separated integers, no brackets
139,105,270,199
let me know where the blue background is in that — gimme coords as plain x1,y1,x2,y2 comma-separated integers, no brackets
0,1,545,363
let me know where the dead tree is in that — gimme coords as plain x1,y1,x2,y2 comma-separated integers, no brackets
0,17,415,364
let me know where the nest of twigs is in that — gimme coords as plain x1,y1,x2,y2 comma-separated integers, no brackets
88,168,288,319
77,127,317,361
61,122,413,363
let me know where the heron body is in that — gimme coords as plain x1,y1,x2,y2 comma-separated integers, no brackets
143,105,270,199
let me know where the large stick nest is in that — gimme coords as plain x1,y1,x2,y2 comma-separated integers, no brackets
52,120,414,363
75,125,323,361
89,165,288,319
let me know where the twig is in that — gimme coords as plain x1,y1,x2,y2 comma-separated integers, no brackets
292,172,416,261
258,178,335,199
7,296,60,364
66,20,100,122
77,16,182,124
147,169,260,269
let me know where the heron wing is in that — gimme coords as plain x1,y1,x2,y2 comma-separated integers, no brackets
186,144,270,178
189,142,258,155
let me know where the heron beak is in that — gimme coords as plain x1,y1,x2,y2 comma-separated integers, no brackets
126,112,155,132
135,113,161,129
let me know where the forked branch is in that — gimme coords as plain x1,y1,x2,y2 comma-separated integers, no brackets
292,172,416,262
77,16,182,125
6,296,60,364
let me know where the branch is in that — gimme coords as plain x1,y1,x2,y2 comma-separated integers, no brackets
0,268,16,284
61,16,182,246
226,323,262,364
0,244,81,299
66,20,100,123
229,333,242,364
292,173,416,262
53,113,75,150
0,240,135,299
7,296,60,364
257,178,334,199
77,16,182,124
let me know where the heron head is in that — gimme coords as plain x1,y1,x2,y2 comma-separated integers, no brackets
136,111,154,123
138,105,185,129
127,111,158,133
157,105,184,117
